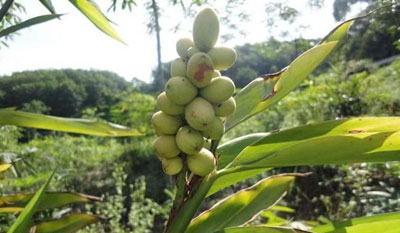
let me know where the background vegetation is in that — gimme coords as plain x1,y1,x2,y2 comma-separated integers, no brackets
1,0,399,232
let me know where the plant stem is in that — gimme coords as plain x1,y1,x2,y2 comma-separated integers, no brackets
0,0,14,22
164,170,217,233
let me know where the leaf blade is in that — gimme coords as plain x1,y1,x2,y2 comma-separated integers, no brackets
312,211,400,233
186,174,296,233
32,214,100,233
230,117,400,169
69,0,125,44
0,192,101,213
214,226,311,233
226,14,362,131
0,163,12,172
0,108,142,136
7,169,56,233
0,14,62,38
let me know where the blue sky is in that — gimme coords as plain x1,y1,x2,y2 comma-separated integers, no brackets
0,0,367,82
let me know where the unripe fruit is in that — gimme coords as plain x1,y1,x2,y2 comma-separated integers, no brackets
165,76,198,105
153,135,180,159
176,38,194,59
176,126,204,155
187,148,216,176
200,76,235,104
170,58,186,77
204,138,212,150
157,92,184,116
162,157,183,175
207,46,237,70
152,111,183,135
185,97,215,130
202,117,224,140
212,70,221,78
193,7,219,52
213,97,236,117
187,46,200,58
187,53,214,88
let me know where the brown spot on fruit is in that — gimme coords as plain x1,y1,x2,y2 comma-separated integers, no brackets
194,63,212,82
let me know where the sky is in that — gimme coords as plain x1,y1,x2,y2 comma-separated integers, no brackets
0,0,367,83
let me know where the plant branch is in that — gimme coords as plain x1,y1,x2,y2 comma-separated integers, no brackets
0,0,14,22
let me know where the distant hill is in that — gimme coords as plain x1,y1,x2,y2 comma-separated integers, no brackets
0,69,133,118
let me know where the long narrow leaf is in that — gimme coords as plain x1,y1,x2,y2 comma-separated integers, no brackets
312,212,400,233
214,226,311,233
31,214,100,233
318,220,400,233
7,169,56,233
0,163,12,172
38,0,56,14
69,0,125,44
229,117,400,169
0,192,101,213
0,14,62,38
210,117,400,196
0,108,142,136
0,0,14,22
225,14,363,131
186,174,296,233
217,133,268,170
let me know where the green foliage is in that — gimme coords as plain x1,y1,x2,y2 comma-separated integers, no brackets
82,166,169,233
110,92,156,135
0,69,131,118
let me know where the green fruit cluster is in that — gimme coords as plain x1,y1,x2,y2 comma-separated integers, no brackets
152,7,237,177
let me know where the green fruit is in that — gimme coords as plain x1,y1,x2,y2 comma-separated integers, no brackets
157,92,184,115
207,46,237,70
187,148,216,176
170,58,186,77
193,7,219,52
213,97,236,117
153,135,180,159
162,157,183,175
186,46,200,58
165,76,198,105
202,117,224,140
212,70,221,78
187,52,214,88
204,138,212,150
176,126,204,155
185,97,215,130
152,111,183,135
176,38,194,59
200,76,235,104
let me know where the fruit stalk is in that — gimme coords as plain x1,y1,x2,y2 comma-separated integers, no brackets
164,170,217,233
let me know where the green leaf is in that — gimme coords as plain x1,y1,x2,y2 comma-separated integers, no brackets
206,133,269,197
0,192,101,213
38,0,56,14
313,212,400,233
318,220,400,233
214,226,311,233
207,167,269,197
32,214,100,233
269,205,295,213
7,169,56,233
0,108,142,136
226,41,337,130
217,133,268,170
186,174,296,233
0,0,14,22
229,117,400,169
0,163,12,172
0,14,62,38
226,15,361,131
69,0,125,44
